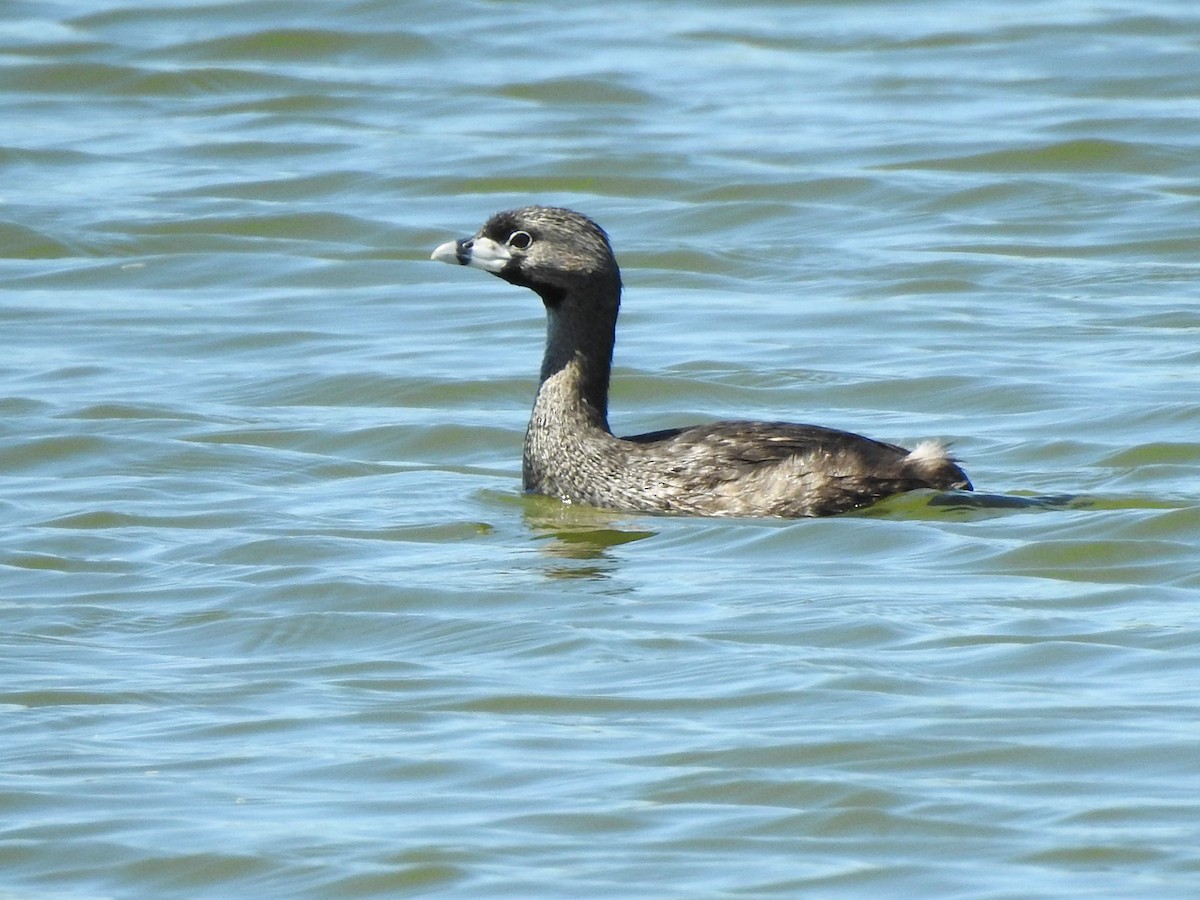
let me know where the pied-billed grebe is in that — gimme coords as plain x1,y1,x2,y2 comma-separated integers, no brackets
432,206,971,517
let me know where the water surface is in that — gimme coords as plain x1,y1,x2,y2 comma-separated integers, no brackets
3,1,1199,897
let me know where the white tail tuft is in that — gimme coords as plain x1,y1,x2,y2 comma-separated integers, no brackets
905,440,952,466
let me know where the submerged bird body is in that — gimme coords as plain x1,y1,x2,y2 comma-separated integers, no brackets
432,206,971,518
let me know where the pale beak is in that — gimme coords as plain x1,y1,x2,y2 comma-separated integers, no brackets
431,235,512,273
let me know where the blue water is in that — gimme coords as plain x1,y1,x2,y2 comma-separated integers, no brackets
3,1,1199,897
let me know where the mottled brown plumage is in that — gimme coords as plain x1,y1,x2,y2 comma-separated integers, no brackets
432,206,971,517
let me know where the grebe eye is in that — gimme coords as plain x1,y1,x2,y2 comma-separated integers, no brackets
507,230,533,250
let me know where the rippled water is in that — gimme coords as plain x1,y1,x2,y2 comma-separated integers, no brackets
3,1,1200,897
